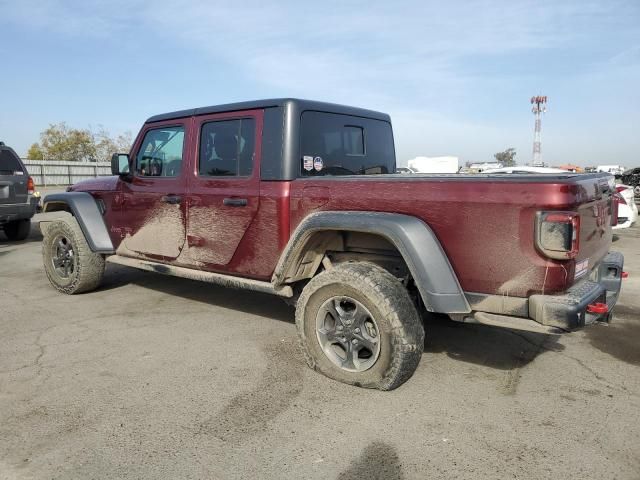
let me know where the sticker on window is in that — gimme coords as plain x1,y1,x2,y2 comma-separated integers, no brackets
303,155,313,171
313,156,323,172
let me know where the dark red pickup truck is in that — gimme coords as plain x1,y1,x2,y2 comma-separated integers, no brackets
40,99,625,390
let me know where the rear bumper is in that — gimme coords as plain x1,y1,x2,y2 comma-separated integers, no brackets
529,252,624,330
0,198,38,224
459,251,625,333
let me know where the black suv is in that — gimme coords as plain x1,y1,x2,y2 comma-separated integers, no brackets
0,142,37,240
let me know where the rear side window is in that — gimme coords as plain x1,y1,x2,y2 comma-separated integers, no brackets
0,149,25,175
135,126,185,177
300,111,395,176
199,118,256,177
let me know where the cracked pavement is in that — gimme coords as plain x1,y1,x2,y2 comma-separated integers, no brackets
0,216,639,479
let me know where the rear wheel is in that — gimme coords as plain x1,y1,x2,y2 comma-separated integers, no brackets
3,219,31,241
295,262,424,390
42,217,105,294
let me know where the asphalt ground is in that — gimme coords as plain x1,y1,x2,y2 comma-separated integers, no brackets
0,213,639,479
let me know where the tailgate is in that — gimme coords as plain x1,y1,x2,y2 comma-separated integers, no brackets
574,176,614,278
0,175,28,205
0,149,28,205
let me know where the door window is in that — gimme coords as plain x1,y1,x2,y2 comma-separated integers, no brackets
199,118,256,177
135,126,185,177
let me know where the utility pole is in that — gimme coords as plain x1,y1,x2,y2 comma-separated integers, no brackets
531,95,547,167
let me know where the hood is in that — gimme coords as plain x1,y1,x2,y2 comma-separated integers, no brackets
68,175,119,192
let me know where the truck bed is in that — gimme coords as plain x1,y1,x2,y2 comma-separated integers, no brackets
289,172,614,297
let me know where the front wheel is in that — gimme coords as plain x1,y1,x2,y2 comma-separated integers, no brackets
42,217,105,294
295,262,424,390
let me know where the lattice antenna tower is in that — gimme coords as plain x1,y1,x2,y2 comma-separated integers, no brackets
531,96,547,166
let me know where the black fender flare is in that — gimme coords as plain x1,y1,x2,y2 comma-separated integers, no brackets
273,211,471,314
42,192,115,253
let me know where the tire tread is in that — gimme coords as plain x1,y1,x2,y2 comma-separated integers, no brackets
42,217,104,294
296,262,424,390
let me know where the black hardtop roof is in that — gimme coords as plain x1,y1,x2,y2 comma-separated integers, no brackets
146,98,391,123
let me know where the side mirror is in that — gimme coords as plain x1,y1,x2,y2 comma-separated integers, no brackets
111,153,130,176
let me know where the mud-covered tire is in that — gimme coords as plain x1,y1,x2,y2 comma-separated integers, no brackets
3,219,31,241
42,217,105,294
296,262,424,390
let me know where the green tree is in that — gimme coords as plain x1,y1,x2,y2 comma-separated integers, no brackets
494,148,517,167
27,143,45,160
28,123,132,162
37,123,95,161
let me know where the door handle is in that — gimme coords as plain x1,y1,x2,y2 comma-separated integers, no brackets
223,198,248,207
161,195,182,205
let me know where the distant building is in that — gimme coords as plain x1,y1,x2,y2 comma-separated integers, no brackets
557,164,583,173
596,165,625,175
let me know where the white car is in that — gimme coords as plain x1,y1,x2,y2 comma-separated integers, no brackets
482,166,569,174
614,184,639,229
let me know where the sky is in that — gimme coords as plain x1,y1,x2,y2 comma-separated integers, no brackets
0,0,638,167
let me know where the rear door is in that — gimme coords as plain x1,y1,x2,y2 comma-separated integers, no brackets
118,119,191,261
183,110,262,270
0,148,28,206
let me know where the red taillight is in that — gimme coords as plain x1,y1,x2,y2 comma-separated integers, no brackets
535,211,580,260
27,176,35,195
622,271,629,279
611,195,619,226
614,192,627,206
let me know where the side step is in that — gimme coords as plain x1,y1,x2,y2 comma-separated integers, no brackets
106,255,293,298
458,312,564,334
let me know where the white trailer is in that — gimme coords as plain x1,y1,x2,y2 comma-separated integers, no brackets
407,156,459,174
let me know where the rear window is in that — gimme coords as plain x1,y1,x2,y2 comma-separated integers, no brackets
0,149,24,175
300,111,395,176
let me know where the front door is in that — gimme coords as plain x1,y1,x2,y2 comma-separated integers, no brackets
118,119,190,261
182,110,262,271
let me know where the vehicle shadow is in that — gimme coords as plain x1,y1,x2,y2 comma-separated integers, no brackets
0,221,44,245
99,264,566,372
99,263,294,323
423,313,565,370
